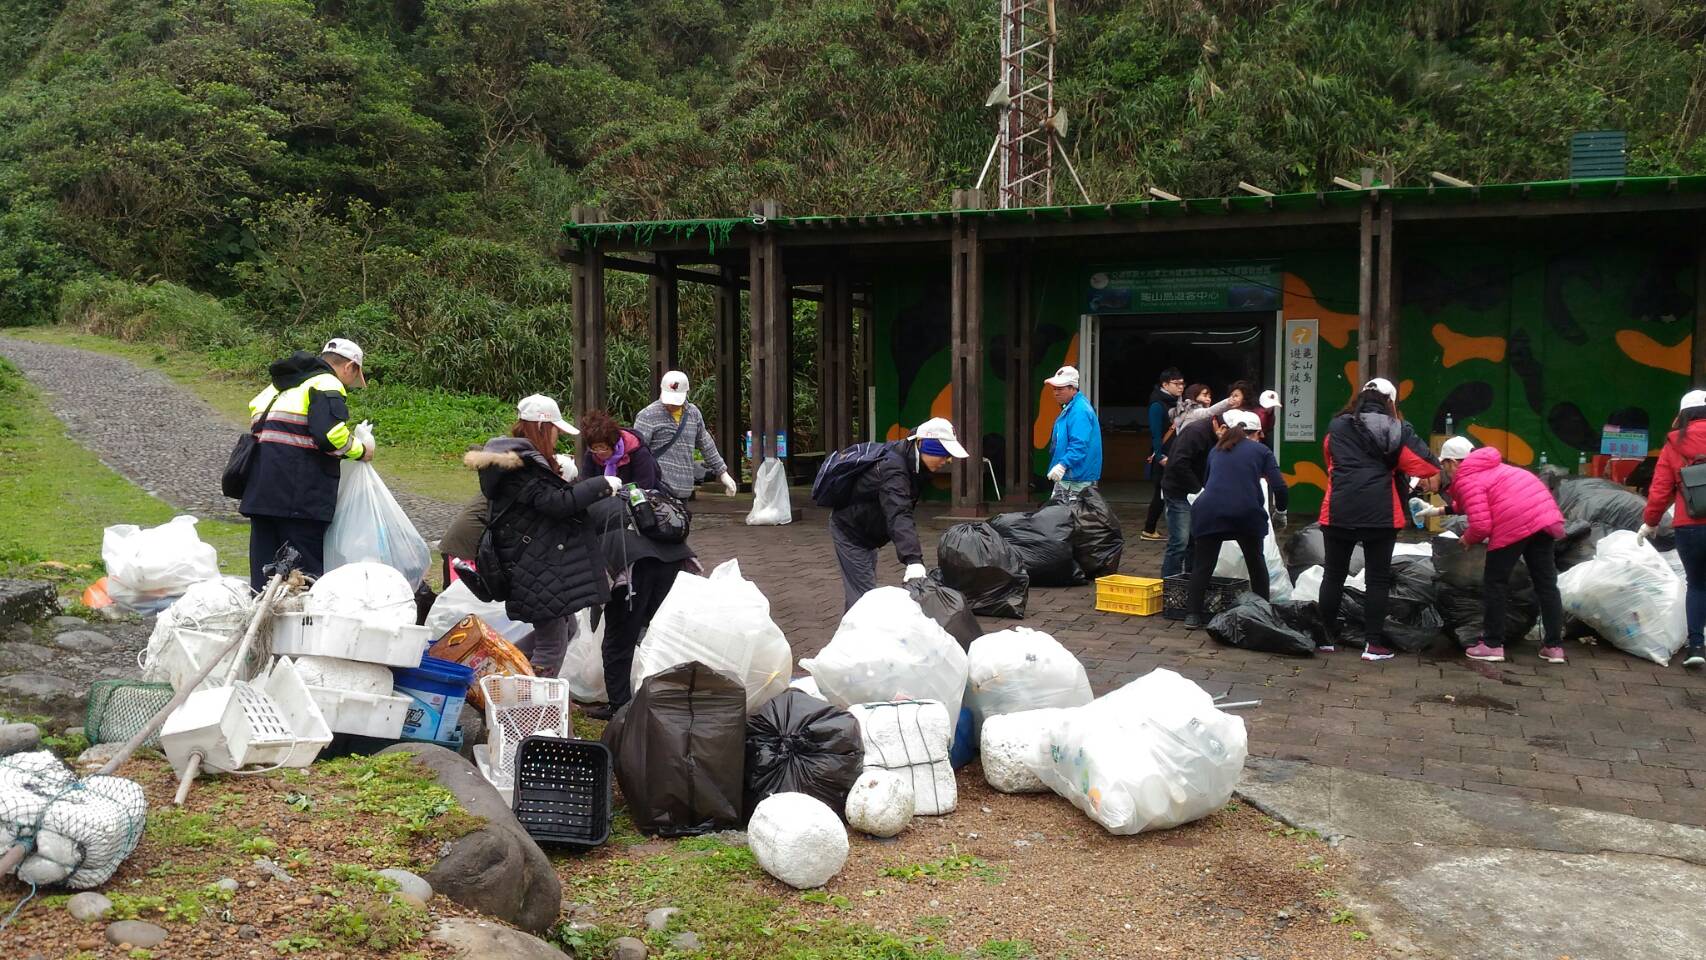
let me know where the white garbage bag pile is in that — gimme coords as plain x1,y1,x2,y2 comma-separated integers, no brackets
748,792,848,888
0,751,147,889
1558,530,1686,664
746,457,792,526
1212,483,1293,601
805,587,970,721
965,628,1093,727
427,579,532,645
1035,668,1247,835
325,422,431,586
847,700,957,816
101,515,221,614
141,577,256,688
558,608,606,703
1290,565,1323,604
844,767,914,838
979,707,1068,794
630,559,791,713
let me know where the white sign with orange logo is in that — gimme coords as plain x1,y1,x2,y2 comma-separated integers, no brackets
1283,319,1318,443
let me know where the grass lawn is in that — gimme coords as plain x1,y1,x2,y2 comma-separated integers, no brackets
0,355,249,586
10,326,500,504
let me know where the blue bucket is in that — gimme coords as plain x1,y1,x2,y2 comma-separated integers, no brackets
393,655,475,741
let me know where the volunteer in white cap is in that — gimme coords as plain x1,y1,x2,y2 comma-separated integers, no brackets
1180,407,1289,629
1231,379,1284,450
1643,389,1706,667
1314,376,1440,661
631,371,738,499
1044,365,1103,498
820,417,968,611
1408,435,1474,524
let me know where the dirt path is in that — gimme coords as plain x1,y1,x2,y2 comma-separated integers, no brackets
0,335,458,539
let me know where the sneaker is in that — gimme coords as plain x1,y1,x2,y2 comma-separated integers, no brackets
1361,644,1396,662
1183,614,1204,631
1465,641,1506,662
1317,644,1337,654
580,704,615,722
1685,645,1706,668
1538,645,1568,664
1140,530,1165,541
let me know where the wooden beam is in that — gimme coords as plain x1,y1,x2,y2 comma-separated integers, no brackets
571,205,608,418
748,200,788,464
1357,198,1375,385
648,253,680,389
1375,201,1398,380
1694,237,1706,385
817,268,856,452
1332,176,1364,191
1146,186,1182,202
713,267,742,484
1004,249,1035,501
1237,181,1274,197
1391,193,1706,223
1429,170,1474,188
949,189,986,515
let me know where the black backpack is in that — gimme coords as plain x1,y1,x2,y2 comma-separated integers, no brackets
472,498,516,603
812,441,900,508
627,487,692,543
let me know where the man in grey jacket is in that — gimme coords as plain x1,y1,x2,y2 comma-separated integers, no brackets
631,371,738,499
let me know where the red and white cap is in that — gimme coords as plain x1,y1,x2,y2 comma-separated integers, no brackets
660,371,690,406
910,418,970,459
517,394,578,435
1045,365,1081,388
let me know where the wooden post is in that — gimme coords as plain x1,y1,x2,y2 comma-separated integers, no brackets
571,205,608,418
648,253,680,388
714,266,742,483
856,292,873,442
1004,250,1034,500
818,269,855,452
748,200,786,463
950,189,986,516
1375,201,1398,380
1356,196,1375,386
1694,238,1706,385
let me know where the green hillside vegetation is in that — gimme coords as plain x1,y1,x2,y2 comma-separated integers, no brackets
2,0,1702,430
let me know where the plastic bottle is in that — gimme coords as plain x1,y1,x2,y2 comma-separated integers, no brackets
1408,497,1430,529
1577,451,1588,474
1444,412,1453,435
1539,451,1549,467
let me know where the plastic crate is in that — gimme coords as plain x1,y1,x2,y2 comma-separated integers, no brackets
1161,574,1248,621
511,735,612,847
1094,575,1163,616
272,612,431,667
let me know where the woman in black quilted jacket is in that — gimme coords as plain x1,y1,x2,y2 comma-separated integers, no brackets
464,408,619,676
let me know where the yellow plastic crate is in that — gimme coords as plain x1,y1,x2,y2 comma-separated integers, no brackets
1095,575,1163,616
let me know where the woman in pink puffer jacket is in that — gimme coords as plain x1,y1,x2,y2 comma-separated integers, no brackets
1441,443,1567,665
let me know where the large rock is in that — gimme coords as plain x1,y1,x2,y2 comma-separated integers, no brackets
377,743,561,933
430,918,566,960
105,920,168,948
0,642,54,673
0,673,82,725
0,580,57,627
53,630,121,653
0,723,41,756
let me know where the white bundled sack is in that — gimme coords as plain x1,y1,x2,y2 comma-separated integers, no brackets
1558,530,1685,664
804,587,969,720
746,457,792,525
426,579,532,644
979,707,1067,794
101,515,221,613
847,700,956,815
326,424,431,586
748,792,848,888
1290,565,1324,603
142,577,253,679
1038,668,1247,834
844,767,914,838
630,559,791,712
304,561,417,631
966,628,1092,725
0,751,147,889
1212,484,1293,601
559,608,607,703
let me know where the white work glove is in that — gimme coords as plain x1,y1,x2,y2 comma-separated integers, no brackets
603,475,622,495
719,472,738,497
1047,464,1066,482
354,420,375,461
557,454,579,481
1638,523,1657,540
903,563,928,583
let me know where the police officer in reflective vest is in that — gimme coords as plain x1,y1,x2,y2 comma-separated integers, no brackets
241,338,372,589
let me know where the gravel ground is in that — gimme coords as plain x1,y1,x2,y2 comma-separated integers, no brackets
0,336,457,539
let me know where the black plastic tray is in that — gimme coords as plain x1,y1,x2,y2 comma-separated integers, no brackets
511,735,612,847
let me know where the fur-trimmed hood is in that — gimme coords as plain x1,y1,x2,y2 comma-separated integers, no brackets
466,436,558,499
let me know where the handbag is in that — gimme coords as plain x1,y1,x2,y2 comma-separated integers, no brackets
221,390,283,499
1680,456,1706,519
627,488,691,544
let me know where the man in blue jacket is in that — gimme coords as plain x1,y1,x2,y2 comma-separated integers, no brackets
1144,367,1185,539
1045,365,1102,498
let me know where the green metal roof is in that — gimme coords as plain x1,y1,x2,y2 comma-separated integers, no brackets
562,174,1706,251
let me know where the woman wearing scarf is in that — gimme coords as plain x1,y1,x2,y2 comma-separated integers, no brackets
577,410,663,491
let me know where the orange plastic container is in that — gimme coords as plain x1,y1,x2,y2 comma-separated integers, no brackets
427,615,535,710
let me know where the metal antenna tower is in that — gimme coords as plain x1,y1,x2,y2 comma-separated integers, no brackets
976,0,1091,208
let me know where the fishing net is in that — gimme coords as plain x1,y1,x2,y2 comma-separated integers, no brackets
85,680,176,748
0,751,146,890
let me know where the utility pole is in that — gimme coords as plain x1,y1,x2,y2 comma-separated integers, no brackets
976,0,1090,208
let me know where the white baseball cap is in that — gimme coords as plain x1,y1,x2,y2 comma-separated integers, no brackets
911,417,969,459
1258,389,1282,410
660,371,690,406
322,338,366,385
1440,436,1474,460
1045,365,1081,388
1682,389,1706,411
1225,410,1263,432
1364,377,1397,400
516,394,579,435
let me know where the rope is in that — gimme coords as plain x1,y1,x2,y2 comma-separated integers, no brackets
0,880,37,931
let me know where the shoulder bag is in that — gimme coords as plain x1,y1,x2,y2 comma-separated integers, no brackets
1679,456,1706,519
221,390,283,499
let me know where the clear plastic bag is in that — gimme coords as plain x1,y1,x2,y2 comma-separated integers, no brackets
325,430,431,586
630,559,792,713
560,607,607,703
1211,480,1293,601
965,628,1092,725
426,579,532,644
746,458,792,526
101,516,221,613
804,587,970,721
1557,530,1684,664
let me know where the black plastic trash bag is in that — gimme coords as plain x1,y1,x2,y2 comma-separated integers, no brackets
1206,594,1320,657
936,522,1029,618
989,504,1086,587
744,689,865,819
1552,520,1608,572
1282,523,1363,582
603,661,746,836
908,578,983,650
1341,555,1443,653
1051,486,1124,577
1544,470,1675,550
1431,536,1538,647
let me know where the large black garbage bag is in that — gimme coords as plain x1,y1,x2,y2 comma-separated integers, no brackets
989,504,1086,586
744,689,865,819
1545,470,1675,550
1553,520,1609,571
1431,537,1538,646
1282,523,1364,582
1207,593,1320,657
937,522,1029,618
1051,486,1124,576
603,661,746,836
908,578,983,650
1342,555,1443,653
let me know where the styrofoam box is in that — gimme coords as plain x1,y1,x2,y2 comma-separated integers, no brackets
302,684,409,739
271,611,432,667
472,743,514,807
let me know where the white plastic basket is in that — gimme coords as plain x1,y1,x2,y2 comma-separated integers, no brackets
160,683,299,775
293,661,409,739
271,611,431,667
152,627,264,694
471,742,514,807
480,675,573,785
263,656,333,768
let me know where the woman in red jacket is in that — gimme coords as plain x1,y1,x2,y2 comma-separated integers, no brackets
1642,389,1706,667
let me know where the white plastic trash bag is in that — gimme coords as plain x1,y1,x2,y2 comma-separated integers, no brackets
1212,484,1293,601
426,579,532,644
559,608,607,703
979,707,1067,794
746,457,792,525
142,577,253,678
630,559,791,713
848,700,957,815
965,628,1092,725
1291,565,1323,604
102,516,221,613
804,587,969,721
1037,668,1247,835
325,425,431,586
748,792,848,889
1557,530,1685,664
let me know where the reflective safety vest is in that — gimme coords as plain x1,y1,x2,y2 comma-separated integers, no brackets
249,373,365,460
